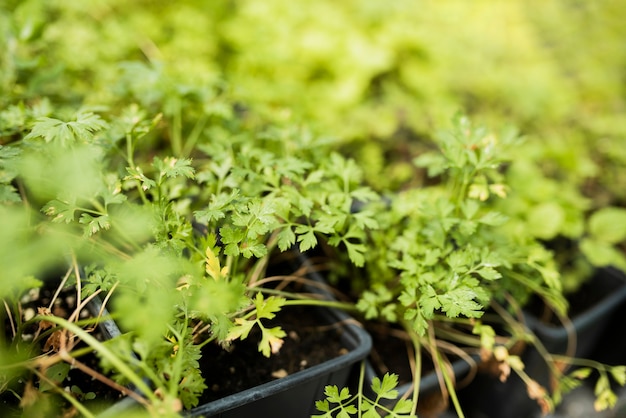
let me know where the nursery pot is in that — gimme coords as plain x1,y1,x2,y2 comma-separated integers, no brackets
187,304,371,418
458,267,626,418
97,303,371,418
95,262,371,418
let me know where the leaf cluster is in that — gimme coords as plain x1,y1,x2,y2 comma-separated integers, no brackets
314,373,415,418
356,115,566,336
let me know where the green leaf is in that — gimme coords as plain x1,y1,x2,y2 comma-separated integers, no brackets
610,366,626,386
0,184,20,203
527,202,565,240
154,156,195,179
40,363,71,392
580,238,626,269
315,399,331,413
277,227,296,252
79,213,111,236
479,211,508,226
25,112,108,146
392,399,415,414
297,227,318,252
220,225,245,257
353,210,380,230
588,207,626,244
241,242,267,258
418,285,441,319
371,373,400,400
42,199,77,223
254,294,286,320
258,325,287,357
326,386,352,403
125,166,157,191
439,286,484,318
475,266,501,281
194,190,240,224
226,318,255,341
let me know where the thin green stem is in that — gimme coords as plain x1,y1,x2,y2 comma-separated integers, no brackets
181,115,207,157
437,348,465,418
33,368,96,418
357,360,365,418
402,321,421,417
171,98,183,156
34,315,158,405
167,322,186,397
281,298,357,312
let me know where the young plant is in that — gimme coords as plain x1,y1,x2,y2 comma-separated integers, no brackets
334,115,625,416
314,366,415,418
0,46,379,415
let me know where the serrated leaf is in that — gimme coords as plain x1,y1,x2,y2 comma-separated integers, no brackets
277,227,296,251
372,373,400,399
344,241,366,267
79,213,111,236
25,112,108,146
353,210,380,230
195,190,241,224
315,399,331,413
42,199,77,223
125,166,157,191
610,366,626,386
0,184,21,203
476,266,502,281
439,287,483,318
479,211,508,226
259,325,286,357
392,398,415,414
154,156,195,179
254,294,286,320
297,229,318,252
241,242,267,258
226,318,255,341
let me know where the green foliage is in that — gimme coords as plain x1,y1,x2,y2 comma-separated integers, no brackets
581,207,626,271
1,1,626,416
356,116,566,337
314,373,416,418
24,111,108,146
226,293,287,358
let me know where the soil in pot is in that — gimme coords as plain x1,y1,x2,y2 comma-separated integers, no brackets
197,304,349,404
0,279,126,417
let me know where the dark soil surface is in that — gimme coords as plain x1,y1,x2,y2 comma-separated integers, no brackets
1,280,125,417
197,304,348,404
366,322,414,385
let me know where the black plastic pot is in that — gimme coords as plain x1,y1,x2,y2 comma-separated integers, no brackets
187,304,371,418
526,267,626,357
458,267,626,418
93,263,371,418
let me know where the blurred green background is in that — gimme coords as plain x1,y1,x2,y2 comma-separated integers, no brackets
2,0,626,198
